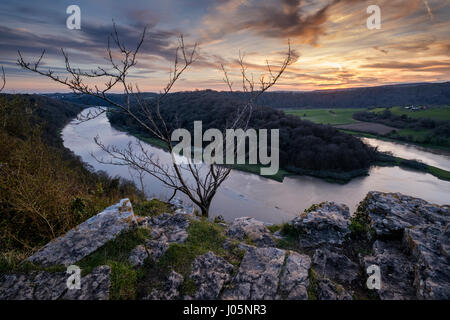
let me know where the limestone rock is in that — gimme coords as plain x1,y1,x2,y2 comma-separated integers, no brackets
363,240,416,300
0,266,111,300
62,266,111,300
190,251,234,300
148,213,190,244
169,197,194,215
316,278,352,300
129,245,149,267
144,271,184,300
404,226,450,299
28,199,135,267
361,191,450,299
312,248,359,285
362,191,448,238
222,246,285,300
0,273,39,300
226,217,275,247
290,202,351,248
279,251,311,300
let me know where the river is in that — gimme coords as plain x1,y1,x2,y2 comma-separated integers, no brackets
62,108,450,224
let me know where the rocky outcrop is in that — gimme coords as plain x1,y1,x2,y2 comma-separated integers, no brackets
362,241,416,300
226,217,275,247
61,266,111,300
144,271,184,300
189,252,234,300
313,248,359,285
222,246,285,300
0,266,110,300
289,202,351,248
360,191,450,300
1,192,449,300
28,199,135,267
279,251,311,300
316,278,352,300
129,213,190,266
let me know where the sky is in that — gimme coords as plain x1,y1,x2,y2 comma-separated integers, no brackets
0,0,449,93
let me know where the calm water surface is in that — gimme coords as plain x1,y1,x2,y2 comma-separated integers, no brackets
62,108,450,224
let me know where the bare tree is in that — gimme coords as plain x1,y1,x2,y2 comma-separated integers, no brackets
18,24,293,217
0,66,5,92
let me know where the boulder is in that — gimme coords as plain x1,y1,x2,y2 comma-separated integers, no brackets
312,248,359,285
226,217,275,247
222,246,285,300
279,251,311,300
130,213,190,264
62,266,111,300
28,199,135,267
404,226,450,299
129,245,149,267
362,191,448,238
144,271,184,300
0,266,111,300
363,240,416,300
189,251,234,300
361,191,450,299
290,202,351,248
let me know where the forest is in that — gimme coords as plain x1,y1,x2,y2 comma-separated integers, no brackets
108,90,379,177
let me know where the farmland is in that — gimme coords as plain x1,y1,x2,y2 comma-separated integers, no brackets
284,108,360,125
284,106,450,149
371,106,450,121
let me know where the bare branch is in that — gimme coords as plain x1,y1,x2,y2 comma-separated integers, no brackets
17,22,292,217
0,66,5,92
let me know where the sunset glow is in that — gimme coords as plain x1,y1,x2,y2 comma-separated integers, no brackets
1,0,449,93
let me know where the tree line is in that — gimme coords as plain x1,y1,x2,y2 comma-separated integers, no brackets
108,90,379,174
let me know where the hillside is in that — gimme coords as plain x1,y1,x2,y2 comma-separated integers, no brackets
0,94,143,262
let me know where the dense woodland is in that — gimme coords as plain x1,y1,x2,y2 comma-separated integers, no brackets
108,90,378,175
0,94,143,259
353,109,450,147
256,82,450,109
50,81,450,110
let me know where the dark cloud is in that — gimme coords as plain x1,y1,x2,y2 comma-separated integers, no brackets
0,21,179,73
202,0,360,45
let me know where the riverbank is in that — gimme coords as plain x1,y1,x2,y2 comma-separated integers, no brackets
111,122,450,184
110,122,363,183
340,129,450,152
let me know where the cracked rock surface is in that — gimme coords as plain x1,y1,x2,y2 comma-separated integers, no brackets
290,202,351,248
0,266,111,300
279,251,311,300
28,199,135,267
129,213,190,266
189,251,234,300
361,191,450,300
222,246,285,300
144,271,184,300
226,217,275,247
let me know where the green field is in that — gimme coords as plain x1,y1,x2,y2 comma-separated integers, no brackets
284,108,362,125
371,106,450,121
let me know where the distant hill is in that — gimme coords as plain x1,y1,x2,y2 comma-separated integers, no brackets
43,92,157,108
256,82,450,109
45,81,450,110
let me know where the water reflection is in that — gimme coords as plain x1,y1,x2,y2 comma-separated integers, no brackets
62,109,450,224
